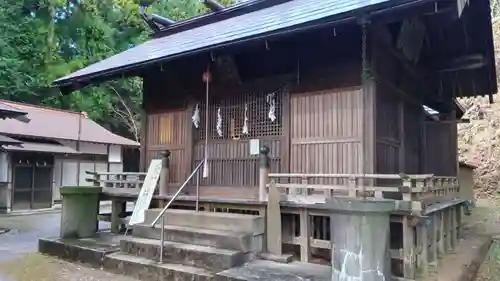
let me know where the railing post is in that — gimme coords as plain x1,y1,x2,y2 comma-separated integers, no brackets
259,146,270,201
159,150,171,197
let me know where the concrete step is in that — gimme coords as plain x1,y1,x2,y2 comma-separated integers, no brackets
104,252,214,281
144,209,264,235
121,236,250,272
132,224,255,252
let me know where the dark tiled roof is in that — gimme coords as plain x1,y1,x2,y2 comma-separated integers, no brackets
54,0,392,86
0,100,139,147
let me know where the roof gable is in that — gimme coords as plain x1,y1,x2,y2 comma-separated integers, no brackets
0,100,139,147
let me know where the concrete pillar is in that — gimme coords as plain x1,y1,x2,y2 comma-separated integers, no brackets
159,150,171,197
60,186,102,238
259,146,270,202
328,198,395,281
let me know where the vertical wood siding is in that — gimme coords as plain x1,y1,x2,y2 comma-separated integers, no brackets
375,87,400,174
289,88,363,184
146,110,190,184
424,122,457,176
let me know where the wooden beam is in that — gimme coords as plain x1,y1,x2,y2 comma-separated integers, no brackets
202,0,225,12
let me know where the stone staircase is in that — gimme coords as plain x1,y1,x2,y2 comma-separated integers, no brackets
103,209,265,281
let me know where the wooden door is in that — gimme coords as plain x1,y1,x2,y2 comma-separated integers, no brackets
146,110,190,185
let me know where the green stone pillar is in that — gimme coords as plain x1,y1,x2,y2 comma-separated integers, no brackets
60,186,102,239
328,198,395,281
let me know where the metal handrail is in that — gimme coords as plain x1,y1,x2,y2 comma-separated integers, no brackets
150,159,205,227
150,158,205,264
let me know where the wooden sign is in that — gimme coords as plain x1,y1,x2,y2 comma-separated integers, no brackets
129,159,162,226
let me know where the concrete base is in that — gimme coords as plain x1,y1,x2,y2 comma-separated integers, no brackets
38,233,121,267
60,186,101,239
144,208,265,235
132,224,256,253
218,260,330,281
120,236,250,272
327,198,395,281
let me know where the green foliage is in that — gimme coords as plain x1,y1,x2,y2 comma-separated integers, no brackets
0,0,238,140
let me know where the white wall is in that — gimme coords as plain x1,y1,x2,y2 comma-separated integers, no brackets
52,142,125,204
0,152,8,183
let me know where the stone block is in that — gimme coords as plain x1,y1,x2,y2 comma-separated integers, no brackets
38,237,119,267
60,186,101,239
120,236,250,272
132,224,255,253
144,209,265,235
103,252,214,281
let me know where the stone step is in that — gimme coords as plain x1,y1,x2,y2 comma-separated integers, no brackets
133,224,255,252
120,236,250,272
144,209,264,235
104,252,214,281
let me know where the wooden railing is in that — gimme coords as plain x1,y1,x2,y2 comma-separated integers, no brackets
265,173,460,212
86,171,146,189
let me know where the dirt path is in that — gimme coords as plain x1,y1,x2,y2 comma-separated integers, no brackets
472,199,500,281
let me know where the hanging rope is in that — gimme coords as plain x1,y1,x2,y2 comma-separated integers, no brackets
202,67,211,178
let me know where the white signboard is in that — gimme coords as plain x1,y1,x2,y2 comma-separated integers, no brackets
249,139,260,155
129,159,162,226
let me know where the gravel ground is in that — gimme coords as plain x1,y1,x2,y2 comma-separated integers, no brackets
0,203,138,281
0,253,139,281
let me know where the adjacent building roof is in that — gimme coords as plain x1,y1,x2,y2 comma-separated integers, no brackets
0,134,23,145
53,0,402,87
3,142,80,154
0,101,30,122
0,100,139,147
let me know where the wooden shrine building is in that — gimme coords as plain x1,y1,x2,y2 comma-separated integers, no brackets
54,0,495,198
51,0,497,279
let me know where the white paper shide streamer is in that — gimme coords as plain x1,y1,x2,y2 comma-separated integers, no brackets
216,107,223,137
192,103,200,129
242,103,249,135
267,93,276,122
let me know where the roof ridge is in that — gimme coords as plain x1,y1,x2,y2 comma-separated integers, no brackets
0,99,85,116
152,0,291,38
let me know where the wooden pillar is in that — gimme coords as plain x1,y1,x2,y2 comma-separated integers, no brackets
111,199,125,234
139,109,148,172
417,219,428,276
429,213,439,267
299,208,311,262
159,150,171,197
444,208,453,252
266,181,281,255
450,206,458,250
438,210,445,257
402,216,415,279
259,146,270,202
398,99,406,173
456,204,463,239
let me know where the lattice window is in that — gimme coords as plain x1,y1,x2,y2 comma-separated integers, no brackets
195,89,283,140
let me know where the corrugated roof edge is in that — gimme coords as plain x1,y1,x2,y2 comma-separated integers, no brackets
53,0,434,90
